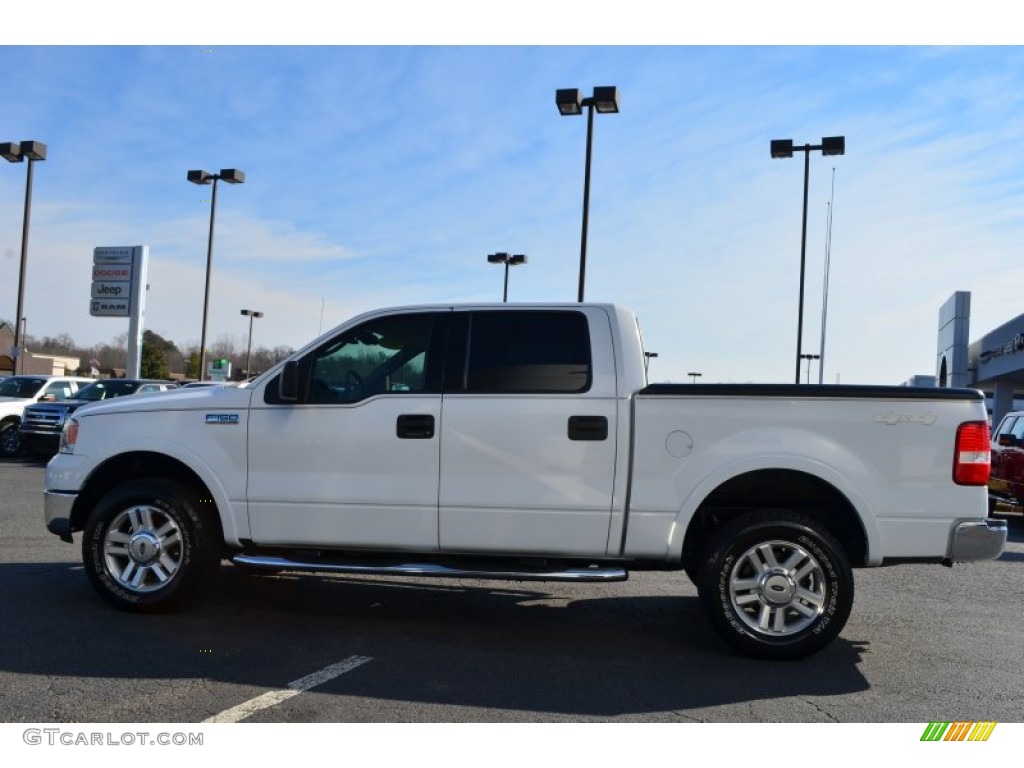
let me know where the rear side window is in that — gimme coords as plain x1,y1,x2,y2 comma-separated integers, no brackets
464,311,591,393
0,378,46,398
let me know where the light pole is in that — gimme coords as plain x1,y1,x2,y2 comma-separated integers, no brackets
770,136,845,384
556,86,619,303
188,168,245,380
2,141,46,374
643,351,659,378
486,252,527,302
800,353,820,384
688,372,703,384
240,309,263,378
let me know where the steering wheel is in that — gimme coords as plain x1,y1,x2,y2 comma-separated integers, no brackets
345,369,364,395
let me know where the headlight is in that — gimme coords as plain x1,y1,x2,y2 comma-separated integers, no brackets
59,417,79,455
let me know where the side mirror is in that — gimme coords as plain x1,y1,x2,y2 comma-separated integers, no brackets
41,394,57,402
278,360,299,402
998,434,1018,447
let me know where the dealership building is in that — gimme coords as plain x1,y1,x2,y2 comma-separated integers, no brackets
935,291,1024,426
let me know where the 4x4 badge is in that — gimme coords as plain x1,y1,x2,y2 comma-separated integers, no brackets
873,411,937,426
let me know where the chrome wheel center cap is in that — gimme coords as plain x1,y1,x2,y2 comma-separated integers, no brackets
760,571,796,605
128,532,162,565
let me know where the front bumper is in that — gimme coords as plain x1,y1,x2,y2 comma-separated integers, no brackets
19,430,59,454
44,489,77,543
945,518,1008,564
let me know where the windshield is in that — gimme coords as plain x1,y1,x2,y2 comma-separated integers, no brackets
0,377,48,398
74,380,143,401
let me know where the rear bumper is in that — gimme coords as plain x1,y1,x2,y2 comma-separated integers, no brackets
945,518,1007,564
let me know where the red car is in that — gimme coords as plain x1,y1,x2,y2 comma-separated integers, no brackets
989,411,1024,519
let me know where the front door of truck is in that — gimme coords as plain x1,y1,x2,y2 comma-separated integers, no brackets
247,311,448,550
438,309,618,556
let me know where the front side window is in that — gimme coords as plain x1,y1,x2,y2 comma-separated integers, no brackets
995,416,1018,443
1010,417,1024,442
308,313,437,404
75,380,140,401
464,311,591,393
41,382,75,401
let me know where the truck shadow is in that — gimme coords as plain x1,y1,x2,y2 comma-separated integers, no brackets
0,561,869,720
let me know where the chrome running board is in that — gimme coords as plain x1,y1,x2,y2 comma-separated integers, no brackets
232,554,628,583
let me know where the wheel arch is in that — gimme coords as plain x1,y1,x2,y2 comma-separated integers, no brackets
679,467,873,569
69,451,227,548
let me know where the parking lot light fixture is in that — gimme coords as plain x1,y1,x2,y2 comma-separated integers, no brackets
487,252,528,302
800,353,821,384
556,86,620,302
643,351,659,378
770,136,845,384
240,309,264,377
2,140,46,374
189,168,245,380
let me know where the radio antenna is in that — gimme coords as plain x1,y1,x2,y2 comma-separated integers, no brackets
818,168,836,385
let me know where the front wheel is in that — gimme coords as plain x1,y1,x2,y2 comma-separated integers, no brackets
82,479,220,612
0,420,23,458
696,511,853,660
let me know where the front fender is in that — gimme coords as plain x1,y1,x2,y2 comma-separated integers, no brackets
50,423,249,547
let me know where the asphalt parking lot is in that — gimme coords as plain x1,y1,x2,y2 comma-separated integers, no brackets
1,458,1022,723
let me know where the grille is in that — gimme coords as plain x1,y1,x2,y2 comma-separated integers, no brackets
21,409,66,432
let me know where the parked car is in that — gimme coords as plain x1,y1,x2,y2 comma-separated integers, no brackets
0,375,94,458
19,379,177,458
988,410,1024,520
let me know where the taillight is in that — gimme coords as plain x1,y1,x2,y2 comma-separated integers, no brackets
954,421,991,485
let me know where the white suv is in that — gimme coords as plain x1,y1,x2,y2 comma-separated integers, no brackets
0,375,93,458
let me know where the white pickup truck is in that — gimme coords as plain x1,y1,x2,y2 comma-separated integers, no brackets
43,304,1006,659
1,375,94,458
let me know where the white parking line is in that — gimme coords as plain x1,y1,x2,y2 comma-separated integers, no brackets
204,655,373,723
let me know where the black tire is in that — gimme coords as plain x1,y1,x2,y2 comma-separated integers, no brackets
0,419,23,458
683,563,700,587
696,510,853,660
82,478,220,613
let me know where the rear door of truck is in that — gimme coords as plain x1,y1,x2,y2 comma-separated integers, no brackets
437,307,619,556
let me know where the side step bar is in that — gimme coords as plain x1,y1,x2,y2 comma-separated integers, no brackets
232,554,629,583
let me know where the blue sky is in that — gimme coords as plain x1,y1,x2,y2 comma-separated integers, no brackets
2,38,1023,383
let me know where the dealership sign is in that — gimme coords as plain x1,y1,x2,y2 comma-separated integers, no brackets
88,245,150,378
978,333,1024,365
89,247,138,317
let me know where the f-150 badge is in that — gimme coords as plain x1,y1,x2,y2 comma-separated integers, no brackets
205,414,239,425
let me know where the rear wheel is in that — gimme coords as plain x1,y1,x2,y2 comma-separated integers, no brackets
696,510,853,660
82,479,220,612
